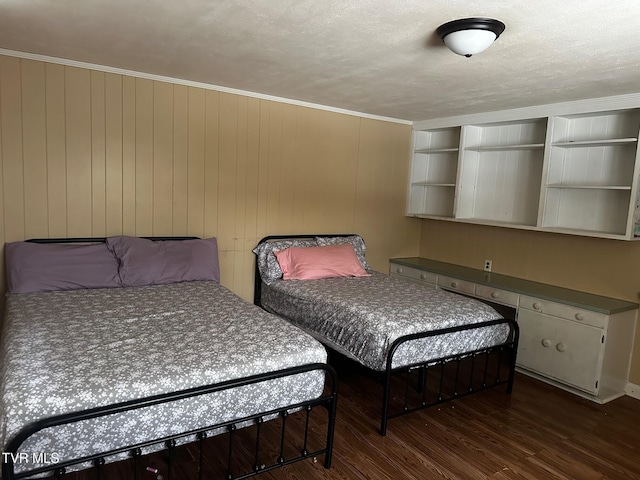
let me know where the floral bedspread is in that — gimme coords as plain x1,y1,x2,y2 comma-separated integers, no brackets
261,272,508,371
0,281,326,475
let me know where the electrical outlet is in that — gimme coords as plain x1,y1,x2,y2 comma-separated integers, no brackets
484,259,492,272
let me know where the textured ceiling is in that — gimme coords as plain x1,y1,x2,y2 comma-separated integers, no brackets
1,0,639,122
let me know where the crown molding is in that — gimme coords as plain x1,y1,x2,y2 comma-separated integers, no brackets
0,48,412,126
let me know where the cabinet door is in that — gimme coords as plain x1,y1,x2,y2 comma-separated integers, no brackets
517,309,604,394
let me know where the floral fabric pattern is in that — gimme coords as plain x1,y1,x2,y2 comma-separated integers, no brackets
252,239,318,285
261,272,508,371
0,281,326,475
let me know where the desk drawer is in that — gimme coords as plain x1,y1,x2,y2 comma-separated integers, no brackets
390,264,437,285
519,295,606,329
438,275,475,295
475,285,519,307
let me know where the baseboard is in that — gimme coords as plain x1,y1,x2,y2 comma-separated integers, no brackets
625,382,640,400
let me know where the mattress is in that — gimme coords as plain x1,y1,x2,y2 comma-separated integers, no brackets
0,281,326,477
261,272,509,371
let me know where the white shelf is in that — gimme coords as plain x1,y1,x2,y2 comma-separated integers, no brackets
546,184,632,190
406,107,640,240
552,138,637,148
414,147,459,154
466,143,545,152
411,182,455,187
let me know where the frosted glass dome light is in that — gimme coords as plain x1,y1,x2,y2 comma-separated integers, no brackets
436,18,506,58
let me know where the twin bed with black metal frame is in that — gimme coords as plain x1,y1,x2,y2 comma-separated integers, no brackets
253,234,519,435
0,237,337,480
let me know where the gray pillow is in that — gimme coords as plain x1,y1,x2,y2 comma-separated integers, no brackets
253,239,317,285
106,236,220,287
5,241,121,293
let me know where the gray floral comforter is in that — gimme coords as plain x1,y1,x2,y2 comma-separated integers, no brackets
261,272,508,371
0,281,326,476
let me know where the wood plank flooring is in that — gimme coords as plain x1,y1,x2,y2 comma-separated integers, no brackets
65,355,640,479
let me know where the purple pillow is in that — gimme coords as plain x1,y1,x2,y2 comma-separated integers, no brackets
4,242,121,293
106,236,220,287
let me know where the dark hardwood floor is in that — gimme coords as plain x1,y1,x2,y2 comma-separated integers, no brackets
249,357,640,480
65,355,640,480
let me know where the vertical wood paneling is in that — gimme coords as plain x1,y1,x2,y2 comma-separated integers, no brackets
241,97,261,300
1,56,25,241
233,97,248,295
65,66,92,237
105,73,123,235
21,60,48,238
91,71,106,236
217,93,238,288
187,87,205,237
203,90,219,239
172,85,188,235
277,104,297,233
204,90,220,237
45,63,67,237
152,81,174,235
265,102,282,232
355,119,415,268
121,76,136,234
135,78,153,235
255,101,271,239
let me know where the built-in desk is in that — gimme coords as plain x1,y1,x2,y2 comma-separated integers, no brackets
390,257,638,403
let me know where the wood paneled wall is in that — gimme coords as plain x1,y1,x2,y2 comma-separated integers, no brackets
0,55,421,305
419,220,640,384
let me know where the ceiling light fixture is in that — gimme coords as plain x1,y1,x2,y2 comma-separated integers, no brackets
436,17,505,57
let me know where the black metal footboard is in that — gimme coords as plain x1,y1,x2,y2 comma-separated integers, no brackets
380,318,519,435
2,363,338,480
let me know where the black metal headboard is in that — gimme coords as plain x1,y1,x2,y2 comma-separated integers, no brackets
26,236,200,244
253,233,358,306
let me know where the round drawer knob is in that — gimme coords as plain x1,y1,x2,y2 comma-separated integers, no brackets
451,281,458,288
556,343,566,352
491,292,499,299
420,274,427,280
541,338,551,347
575,313,584,321
533,302,541,310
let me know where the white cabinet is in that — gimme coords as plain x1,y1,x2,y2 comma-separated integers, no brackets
517,304,605,395
408,107,640,240
389,258,638,403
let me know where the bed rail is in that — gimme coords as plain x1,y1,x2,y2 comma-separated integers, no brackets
381,318,519,435
26,236,201,244
2,363,338,480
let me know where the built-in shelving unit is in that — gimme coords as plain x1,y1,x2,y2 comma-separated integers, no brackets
407,127,460,217
408,104,640,240
457,119,546,227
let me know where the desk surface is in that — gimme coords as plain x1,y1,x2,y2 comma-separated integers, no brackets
390,257,638,315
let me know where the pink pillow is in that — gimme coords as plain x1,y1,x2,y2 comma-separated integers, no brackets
274,244,370,281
